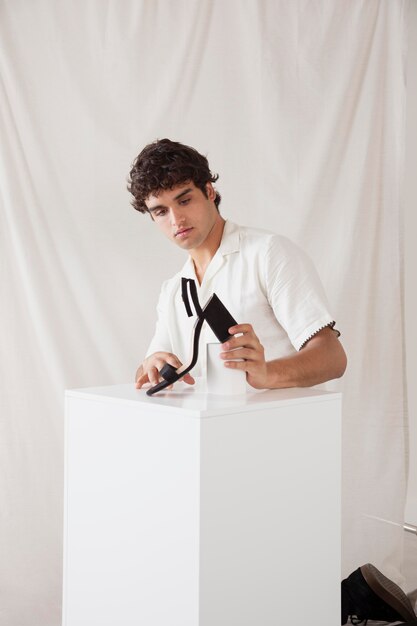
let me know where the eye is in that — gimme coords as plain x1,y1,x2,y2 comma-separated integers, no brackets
155,208,168,217
179,198,190,206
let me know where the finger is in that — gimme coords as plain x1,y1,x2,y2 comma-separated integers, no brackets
228,324,254,336
152,357,179,375
146,354,180,372
222,335,259,351
157,352,182,368
152,358,168,372
148,366,160,386
223,328,261,349
135,373,149,389
224,359,248,371
224,328,258,350
182,373,195,385
164,358,182,370
221,348,256,361
153,355,182,377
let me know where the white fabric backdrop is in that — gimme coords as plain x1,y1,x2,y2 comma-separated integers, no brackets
0,1,409,624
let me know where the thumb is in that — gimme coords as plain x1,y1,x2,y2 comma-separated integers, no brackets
183,373,195,385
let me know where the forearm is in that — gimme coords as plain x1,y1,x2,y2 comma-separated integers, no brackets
222,324,347,390
265,334,347,389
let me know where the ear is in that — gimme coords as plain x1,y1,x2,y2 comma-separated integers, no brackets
205,182,216,201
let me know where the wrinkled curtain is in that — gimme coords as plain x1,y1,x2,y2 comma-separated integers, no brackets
0,1,408,624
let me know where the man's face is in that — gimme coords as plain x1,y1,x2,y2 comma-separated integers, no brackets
144,181,220,251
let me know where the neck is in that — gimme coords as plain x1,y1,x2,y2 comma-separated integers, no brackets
191,216,226,283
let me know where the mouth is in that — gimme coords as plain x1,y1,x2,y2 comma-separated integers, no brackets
175,227,193,238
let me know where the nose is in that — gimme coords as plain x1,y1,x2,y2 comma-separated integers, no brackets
169,206,185,227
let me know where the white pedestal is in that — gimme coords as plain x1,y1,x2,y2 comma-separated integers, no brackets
63,383,341,626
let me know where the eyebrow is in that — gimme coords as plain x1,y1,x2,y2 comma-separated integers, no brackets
148,188,193,213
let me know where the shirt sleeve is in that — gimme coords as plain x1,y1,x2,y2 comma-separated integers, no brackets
265,235,340,351
145,280,173,357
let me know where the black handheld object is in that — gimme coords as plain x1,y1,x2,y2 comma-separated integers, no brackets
146,279,238,396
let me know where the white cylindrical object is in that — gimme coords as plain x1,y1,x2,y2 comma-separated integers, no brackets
206,342,246,395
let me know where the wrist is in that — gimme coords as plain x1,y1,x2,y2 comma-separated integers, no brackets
264,361,278,389
265,359,298,389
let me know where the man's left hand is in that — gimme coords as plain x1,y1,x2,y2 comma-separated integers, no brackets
220,324,269,389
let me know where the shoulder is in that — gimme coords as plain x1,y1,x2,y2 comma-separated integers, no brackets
159,271,181,294
155,269,183,307
233,222,306,261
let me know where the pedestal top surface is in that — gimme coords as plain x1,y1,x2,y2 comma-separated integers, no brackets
65,381,341,418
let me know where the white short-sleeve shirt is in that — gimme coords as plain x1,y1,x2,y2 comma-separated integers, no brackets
146,220,338,377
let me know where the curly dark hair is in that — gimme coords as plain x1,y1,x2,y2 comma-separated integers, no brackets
127,138,221,214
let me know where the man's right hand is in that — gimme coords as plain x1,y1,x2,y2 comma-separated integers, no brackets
135,352,195,390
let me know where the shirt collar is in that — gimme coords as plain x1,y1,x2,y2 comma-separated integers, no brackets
217,219,240,255
180,219,240,278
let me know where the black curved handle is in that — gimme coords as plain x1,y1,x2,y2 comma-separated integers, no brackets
146,379,173,396
160,363,178,383
146,317,204,396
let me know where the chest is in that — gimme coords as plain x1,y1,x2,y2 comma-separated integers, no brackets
177,253,270,330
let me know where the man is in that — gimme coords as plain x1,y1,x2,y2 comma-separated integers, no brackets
128,138,347,391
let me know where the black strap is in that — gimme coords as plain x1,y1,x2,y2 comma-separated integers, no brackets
181,278,203,318
181,278,193,317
